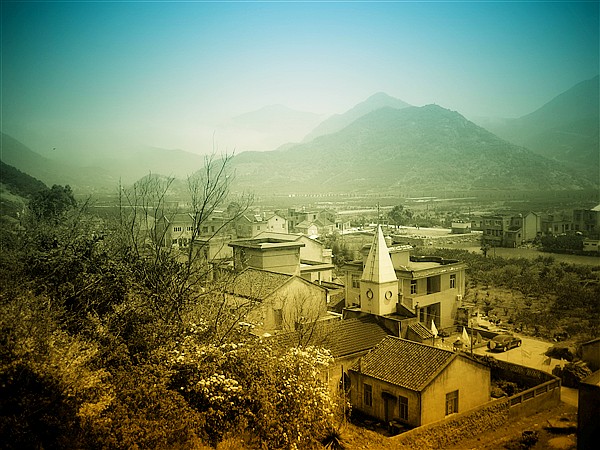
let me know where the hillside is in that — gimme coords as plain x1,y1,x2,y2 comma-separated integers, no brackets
481,76,599,182
302,92,411,142
0,161,47,223
1,133,117,191
229,105,594,194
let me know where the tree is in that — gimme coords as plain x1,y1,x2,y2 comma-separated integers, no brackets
29,185,77,223
388,205,413,229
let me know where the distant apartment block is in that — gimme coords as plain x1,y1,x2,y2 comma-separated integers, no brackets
477,212,541,247
573,204,600,238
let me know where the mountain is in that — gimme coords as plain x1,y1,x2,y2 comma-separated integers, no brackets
228,105,594,194
302,92,411,142
81,146,209,182
0,160,48,221
216,105,325,152
1,134,210,192
479,76,599,182
1,133,117,191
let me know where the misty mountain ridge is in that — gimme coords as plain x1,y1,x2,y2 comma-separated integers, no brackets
475,75,599,182
302,92,412,142
228,104,594,194
215,104,326,152
3,78,597,195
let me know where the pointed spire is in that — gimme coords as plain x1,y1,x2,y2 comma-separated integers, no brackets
362,225,397,283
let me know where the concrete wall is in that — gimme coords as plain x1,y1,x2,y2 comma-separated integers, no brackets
421,357,491,425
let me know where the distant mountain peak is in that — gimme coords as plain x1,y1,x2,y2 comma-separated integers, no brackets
303,92,412,142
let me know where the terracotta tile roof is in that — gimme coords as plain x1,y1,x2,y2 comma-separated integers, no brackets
224,267,291,300
350,336,457,391
323,316,392,358
408,322,434,340
267,316,391,358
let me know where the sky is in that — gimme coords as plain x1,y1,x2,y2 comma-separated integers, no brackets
1,0,598,157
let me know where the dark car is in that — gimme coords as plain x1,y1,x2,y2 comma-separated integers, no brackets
487,334,522,352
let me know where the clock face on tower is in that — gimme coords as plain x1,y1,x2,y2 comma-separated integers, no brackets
385,290,393,301
366,288,373,300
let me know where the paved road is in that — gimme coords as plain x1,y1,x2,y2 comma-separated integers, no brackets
472,335,557,371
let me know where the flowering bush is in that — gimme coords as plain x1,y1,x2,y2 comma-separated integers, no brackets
165,330,336,448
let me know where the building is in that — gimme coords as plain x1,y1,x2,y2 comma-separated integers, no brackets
284,208,336,236
343,226,467,331
581,337,600,372
578,370,600,450
229,233,335,283
223,267,330,335
583,238,600,254
451,221,471,234
154,210,234,249
348,336,491,427
573,204,600,238
154,212,195,248
541,213,573,236
478,212,541,247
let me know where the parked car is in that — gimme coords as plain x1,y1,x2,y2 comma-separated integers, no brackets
488,334,522,352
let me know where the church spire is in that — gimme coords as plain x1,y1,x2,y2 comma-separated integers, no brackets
362,225,397,284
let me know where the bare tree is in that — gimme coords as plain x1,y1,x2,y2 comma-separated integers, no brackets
114,153,253,332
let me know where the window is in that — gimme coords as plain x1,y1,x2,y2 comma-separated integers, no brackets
410,280,417,295
352,274,361,289
364,383,372,407
173,226,182,232
172,239,178,246
450,274,456,289
398,395,409,420
187,226,193,231
446,390,459,415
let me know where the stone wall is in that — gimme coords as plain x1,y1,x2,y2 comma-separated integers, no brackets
390,361,561,449
391,398,510,449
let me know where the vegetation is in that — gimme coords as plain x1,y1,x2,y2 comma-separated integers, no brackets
415,248,600,342
0,158,339,449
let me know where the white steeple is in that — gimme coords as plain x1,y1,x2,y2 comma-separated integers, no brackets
359,225,399,316
361,225,397,283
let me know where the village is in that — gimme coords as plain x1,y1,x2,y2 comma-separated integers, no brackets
147,198,600,449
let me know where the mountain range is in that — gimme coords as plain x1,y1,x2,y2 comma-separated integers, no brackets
477,76,599,181
1,76,598,197
228,104,593,194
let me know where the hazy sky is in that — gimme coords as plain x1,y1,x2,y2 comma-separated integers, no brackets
1,0,598,156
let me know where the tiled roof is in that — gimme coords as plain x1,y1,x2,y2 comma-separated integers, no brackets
267,316,392,358
350,336,457,391
323,316,392,358
224,268,291,300
408,322,434,340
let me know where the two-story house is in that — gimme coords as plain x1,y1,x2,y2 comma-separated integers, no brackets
342,226,466,332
